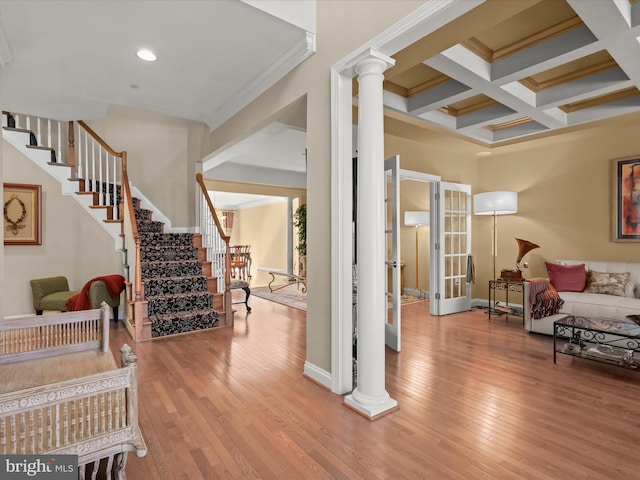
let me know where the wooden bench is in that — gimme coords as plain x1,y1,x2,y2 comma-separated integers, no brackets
257,267,307,293
0,303,146,479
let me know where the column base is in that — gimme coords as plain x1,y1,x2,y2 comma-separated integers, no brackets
343,389,398,419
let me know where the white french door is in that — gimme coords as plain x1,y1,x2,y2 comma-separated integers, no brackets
384,155,401,352
430,181,472,315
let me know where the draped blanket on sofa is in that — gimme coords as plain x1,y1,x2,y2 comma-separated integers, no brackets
529,278,564,319
66,274,125,311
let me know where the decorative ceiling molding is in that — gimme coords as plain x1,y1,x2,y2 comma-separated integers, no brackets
484,117,534,131
559,86,640,113
379,0,640,145
520,58,617,92
460,16,584,63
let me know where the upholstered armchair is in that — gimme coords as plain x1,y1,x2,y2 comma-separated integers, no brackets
30,275,122,320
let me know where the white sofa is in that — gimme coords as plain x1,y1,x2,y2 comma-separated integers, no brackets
523,260,640,335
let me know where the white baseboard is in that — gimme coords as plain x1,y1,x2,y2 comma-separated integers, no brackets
303,361,331,390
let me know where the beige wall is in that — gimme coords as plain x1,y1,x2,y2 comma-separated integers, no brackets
229,200,289,287
86,105,211,227
3,141,121,316
473,120,640,294
207,1,426,373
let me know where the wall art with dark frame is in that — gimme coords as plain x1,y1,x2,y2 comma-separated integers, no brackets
613,156,640,242
3,183,42,245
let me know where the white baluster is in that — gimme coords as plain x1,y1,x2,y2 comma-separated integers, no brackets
113,154,117,208
84,130,89,184
47,119,52,150
105,152,110,208
76,124,83,179
91,139,96,192
57,120,62,161
36,117,41,146
26,115,30,133
99,147,103,205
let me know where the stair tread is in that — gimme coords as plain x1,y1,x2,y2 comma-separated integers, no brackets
26,145,53,151
3,126,31,134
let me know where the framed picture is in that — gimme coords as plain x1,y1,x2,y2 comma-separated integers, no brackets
613,157,640,241
3,183,42,245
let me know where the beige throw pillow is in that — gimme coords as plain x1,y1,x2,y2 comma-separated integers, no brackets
584,271,630,297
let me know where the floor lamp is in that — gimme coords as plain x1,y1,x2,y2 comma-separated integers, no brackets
473,191,517,280
404,211,429,298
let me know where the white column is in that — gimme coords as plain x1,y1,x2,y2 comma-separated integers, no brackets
344,50,397,418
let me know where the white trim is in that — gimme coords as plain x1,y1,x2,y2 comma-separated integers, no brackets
206,32,316,130
330,0,480,397
330,66,355,395
303,361,331,389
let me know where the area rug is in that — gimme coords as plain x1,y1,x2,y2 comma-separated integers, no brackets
250,286,426,312
250,284,307,311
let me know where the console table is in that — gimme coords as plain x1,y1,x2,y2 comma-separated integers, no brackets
488,279,524,321
257,267,306,293
553,315,640,370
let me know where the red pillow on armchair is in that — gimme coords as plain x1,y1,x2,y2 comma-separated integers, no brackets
545,262,586,292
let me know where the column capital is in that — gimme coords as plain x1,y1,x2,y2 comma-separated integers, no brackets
344,48,395,77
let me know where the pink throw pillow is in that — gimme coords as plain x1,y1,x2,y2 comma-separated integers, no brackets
545,262,586,292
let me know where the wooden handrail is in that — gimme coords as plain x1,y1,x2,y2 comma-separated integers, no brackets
195,173,230,244
77,120,124,158
120,153,142,301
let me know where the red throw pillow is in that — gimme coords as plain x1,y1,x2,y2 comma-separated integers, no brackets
545,262,586,292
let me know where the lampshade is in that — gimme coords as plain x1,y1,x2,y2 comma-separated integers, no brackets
404,211,429,226
473,191,518,215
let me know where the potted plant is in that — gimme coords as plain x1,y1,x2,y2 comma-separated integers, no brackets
293,204,307,277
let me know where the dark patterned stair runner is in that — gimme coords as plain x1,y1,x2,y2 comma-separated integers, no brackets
137,206,218,337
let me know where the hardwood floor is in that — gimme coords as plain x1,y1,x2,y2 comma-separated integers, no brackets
109,298,640,479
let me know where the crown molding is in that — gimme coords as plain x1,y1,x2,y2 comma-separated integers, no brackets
206,31,315,130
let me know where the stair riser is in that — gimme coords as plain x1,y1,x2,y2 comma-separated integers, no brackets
140,246,198,262
140,233,194,247
142,261,203,279
137,221,164,233
150,311,219,338
147,293,213,316
144,276,208,297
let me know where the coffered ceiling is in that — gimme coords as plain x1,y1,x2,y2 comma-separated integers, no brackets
377,0,640,146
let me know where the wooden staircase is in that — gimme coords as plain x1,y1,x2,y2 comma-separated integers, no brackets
2,111,228,341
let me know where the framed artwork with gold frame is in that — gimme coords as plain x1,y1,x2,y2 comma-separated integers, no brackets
3,183,42,245
613,156,640,241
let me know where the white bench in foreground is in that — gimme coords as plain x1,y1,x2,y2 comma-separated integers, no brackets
257,267,307,293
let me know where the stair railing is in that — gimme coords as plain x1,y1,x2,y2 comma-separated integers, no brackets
196,173,233,327
74,121,122,218
7,113,70,165
72,122,143,340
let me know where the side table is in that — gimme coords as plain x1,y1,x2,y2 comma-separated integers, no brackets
488,279,525,321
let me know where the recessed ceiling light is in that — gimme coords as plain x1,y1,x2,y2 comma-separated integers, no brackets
136,49,157,62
